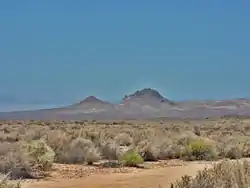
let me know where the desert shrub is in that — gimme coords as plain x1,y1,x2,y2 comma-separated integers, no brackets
159,142,185,159
0,143,17,157
23,128,47,141
0,132,19,143
172,160,250,188
0,150,43,179
182,139,217,161
56,138,101,165
218,136,247,159
0,142,35,179
114,133,133,146
193,125,201,136
44,130,72,162
224,146,242,159
136,140,160,161
176,132,198,146
242,140,250,157
99,140,120,160
19,139,55,171
84,131,100,142
132,128,157,145
0,152,25,175
0,173,21,188
119,149,144,167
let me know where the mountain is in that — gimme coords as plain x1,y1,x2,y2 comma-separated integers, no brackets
117,88,176,116
0,88,250,120
77,96,107,104
121,88,174,106
54,96,115,115
121,88,174,104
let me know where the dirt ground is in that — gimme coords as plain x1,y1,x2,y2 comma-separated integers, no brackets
22,161,213,188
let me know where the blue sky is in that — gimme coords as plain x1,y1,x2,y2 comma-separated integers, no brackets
0,1,250,111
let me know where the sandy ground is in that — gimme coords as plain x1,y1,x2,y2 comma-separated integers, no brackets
22,161,213,188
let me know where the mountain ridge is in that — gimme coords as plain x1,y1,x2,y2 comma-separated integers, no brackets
0,88,250,120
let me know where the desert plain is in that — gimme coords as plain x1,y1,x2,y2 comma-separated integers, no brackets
1,117,250,188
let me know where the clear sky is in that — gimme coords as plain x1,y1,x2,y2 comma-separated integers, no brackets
0,1,250,111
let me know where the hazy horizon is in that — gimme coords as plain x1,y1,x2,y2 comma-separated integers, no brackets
1,1,250,111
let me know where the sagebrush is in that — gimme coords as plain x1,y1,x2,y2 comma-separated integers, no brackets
172,160,250,188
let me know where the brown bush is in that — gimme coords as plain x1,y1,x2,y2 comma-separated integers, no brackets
55,138,101,165
44,130,72,162
99,140,121,160
0,140,54,179
114,133,133,146
0,173,21,188
136,140,160,161
172,160,250,188
159,142,185,159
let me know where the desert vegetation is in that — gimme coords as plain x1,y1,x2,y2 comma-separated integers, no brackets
172,159,250,188
1,117,250,187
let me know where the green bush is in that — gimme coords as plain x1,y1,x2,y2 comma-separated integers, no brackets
182,139,217,161
119,149,144,167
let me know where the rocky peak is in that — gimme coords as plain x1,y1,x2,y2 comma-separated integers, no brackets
122,88,172,103
134,88,164,98
78,96,104,104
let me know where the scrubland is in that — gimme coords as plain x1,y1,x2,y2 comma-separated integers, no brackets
1,117,250,187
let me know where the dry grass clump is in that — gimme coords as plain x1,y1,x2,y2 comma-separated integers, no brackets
99,140,121,160
0,152,31,179
136,140,160,161
172,159,250,188
0,173,21,188
114,133,133,146
158,141,185,160
216,136,250,159
19,139,55,171
54,137,101,165
43,130,72,162
0,140,54,180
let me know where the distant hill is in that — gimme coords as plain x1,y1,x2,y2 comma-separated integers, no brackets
56,96,115,114
121,88,175,105
0,88,250,120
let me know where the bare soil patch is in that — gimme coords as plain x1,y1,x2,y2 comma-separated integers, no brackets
22,161,209,188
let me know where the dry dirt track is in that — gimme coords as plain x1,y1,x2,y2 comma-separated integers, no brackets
22,161,213,188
